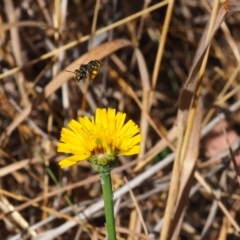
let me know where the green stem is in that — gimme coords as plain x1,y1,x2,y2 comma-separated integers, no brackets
100,171,117,240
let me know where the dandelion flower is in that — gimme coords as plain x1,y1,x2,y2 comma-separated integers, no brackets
57,108,141,168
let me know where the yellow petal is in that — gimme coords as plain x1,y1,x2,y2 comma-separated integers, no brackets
58,155,89,168
121,145,141,155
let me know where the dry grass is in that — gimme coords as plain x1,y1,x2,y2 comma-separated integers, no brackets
1,0,240,239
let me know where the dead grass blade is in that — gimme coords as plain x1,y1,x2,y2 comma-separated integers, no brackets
133,48,150,157
4,0,29,105
0,195,37,237
151,0,175,90
195,171,240,232
170,99,203,239
177,3,229,128
218,200,240,240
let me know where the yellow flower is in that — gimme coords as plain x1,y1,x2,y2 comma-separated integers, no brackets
57,108,141,168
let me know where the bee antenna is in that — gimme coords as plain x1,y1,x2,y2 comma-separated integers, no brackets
65,69,74,73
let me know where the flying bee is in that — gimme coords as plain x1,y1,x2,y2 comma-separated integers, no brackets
65,60,102,82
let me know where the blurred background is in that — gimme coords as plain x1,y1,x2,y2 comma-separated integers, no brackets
1,0,240,239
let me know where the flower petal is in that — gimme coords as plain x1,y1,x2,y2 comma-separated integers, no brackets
58,155,89,168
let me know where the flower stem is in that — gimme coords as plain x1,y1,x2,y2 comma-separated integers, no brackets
100,171,117,240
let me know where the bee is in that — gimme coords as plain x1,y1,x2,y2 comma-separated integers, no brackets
66,60,102,82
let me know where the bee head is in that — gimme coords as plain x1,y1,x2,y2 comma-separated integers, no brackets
65,69,82,82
